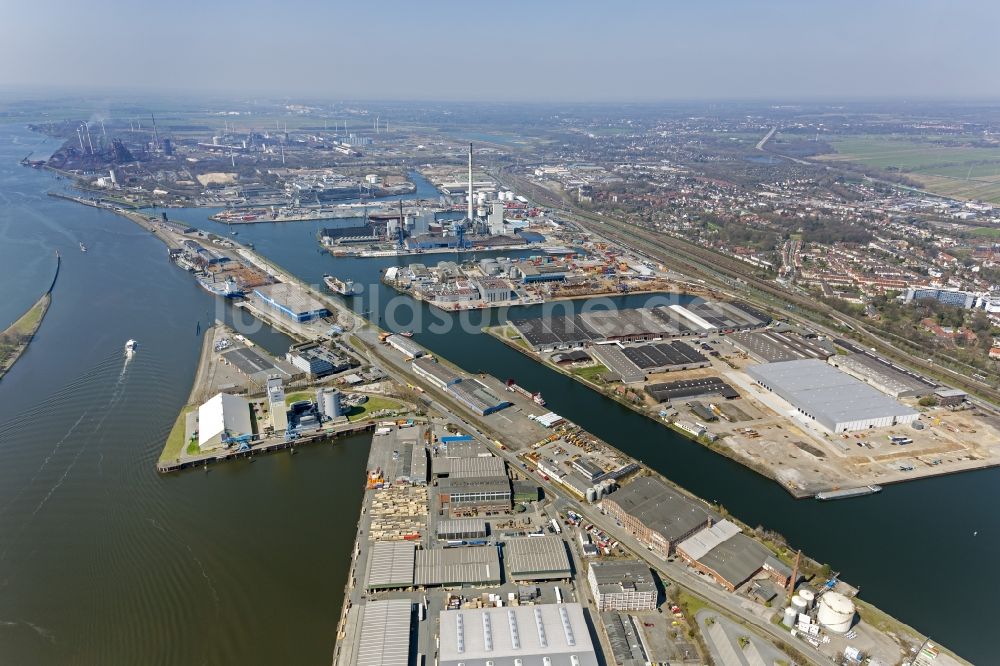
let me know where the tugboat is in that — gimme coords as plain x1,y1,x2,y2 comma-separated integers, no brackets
323,274,361,296
125,339,138,357
79,242,87,252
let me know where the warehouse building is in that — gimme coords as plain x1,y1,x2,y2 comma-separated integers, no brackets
441,456,507,479
221,346,298,385
747,359,919,432
438,603,599,666
644,377,739,403
436,518,488,541
385,334,424,359
413,546,501,587
934,387,967,407
676,520,791,592
730,329,834,363
504,536,572,581
411,356,461,389
252,283,330,323
365,541,417,591
446,379,511,416
587,560,658,611
356,599,413,666
827,352,936,398
438,476,511,513
602,477,716,558
197,393,253,451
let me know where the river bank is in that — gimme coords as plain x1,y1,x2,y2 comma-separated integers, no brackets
0,251,58,380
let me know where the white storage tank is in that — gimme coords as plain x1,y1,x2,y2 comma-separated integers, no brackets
799,588,816,608
790,595,808,613
782,606,797,627
586,487,597,503
817,592,855,634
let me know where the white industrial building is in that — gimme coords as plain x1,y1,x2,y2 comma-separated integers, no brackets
438,603,599,666
747,359,919,433
197,392,253,450
587,560,657,611
266,377,287,431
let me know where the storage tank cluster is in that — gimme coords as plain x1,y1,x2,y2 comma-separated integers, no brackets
587,480,617,502
498,190,515,201
316,388,343,420
480,258,501,276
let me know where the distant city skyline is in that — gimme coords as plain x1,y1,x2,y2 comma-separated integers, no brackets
0,0,997,102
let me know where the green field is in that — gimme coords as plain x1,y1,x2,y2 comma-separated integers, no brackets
159,405,197,464
570,364,609,383
819,135,1000,203
970,226,1000,238
347,396,404,422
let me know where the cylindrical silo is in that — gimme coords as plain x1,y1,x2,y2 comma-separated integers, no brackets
318,388,343,419
817,592,855,634
586,487,597,503
782,606,797,627
799,588,816,609
790,595,808,614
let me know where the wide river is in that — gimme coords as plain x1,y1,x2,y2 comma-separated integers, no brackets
0,122,994,663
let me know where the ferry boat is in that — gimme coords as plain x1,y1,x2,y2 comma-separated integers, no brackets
323,274,361,296
125,339,138,356
79,242,87,252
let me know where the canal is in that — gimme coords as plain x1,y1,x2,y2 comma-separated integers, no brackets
0,122,993,663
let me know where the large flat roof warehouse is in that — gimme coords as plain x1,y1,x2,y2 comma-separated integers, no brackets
505,536,572,581
252,283,330,322
221,346,297,381
747,359,919,432
357,599,413,666
621,340,708,370
438,603,599,666
689,532,777,590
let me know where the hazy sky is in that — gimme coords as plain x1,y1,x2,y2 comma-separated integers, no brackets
1,0,996,102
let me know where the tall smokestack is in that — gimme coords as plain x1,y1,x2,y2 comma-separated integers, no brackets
467,143,474,222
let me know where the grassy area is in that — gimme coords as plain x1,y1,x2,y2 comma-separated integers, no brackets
570,363,609,383
347,395,405,422
970,226,1000,238
676,588,711,617
159,404,197,464
284,391,314,406
819,135,1000,202
0,294,50,365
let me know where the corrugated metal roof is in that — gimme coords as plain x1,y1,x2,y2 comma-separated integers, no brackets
365,541,415,590
357,599,412,666
676,519,742,561
414,546,501,586
505,536,571,579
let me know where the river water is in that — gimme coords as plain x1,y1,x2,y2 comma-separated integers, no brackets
0,122,994,663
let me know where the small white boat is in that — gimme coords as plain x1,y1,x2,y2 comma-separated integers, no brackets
79,242,87,252
125,339,138,356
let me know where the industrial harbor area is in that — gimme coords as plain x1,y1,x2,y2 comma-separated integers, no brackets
6,57,1000,664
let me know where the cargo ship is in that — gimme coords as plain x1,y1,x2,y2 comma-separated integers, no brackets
505,379,546,406
323,274,361,295
815,485,881,501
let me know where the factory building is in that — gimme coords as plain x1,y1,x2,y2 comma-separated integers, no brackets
747,359,919,433
385,334,425,359
252,283,330,323
266,377,288,431
827,352,936,398
587,560,658,611
504,536,572,582
438,603,599,666
286,341,353,378
197,393,252,451
356,599,413,666
934,387,967,407
472,277,513,303
411,356,462,389
602,476,716,558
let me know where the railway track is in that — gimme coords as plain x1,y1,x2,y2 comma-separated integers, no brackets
498,169,1000,406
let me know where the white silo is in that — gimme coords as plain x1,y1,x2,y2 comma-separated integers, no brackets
799,588,816,609
782,606,798,627
790,595,808,614
318,389,343,419
816,592,855,634
586,487,597,503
